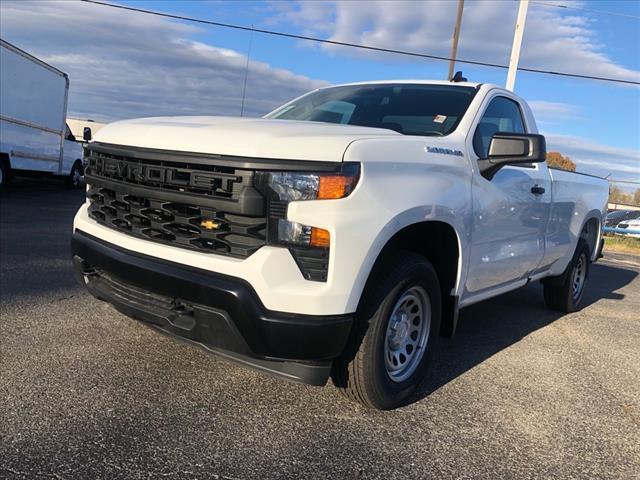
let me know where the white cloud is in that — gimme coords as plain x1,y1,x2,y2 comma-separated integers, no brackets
528,100,581,124
270,0,640,83
0,1,327,122
544,133,640,184
0,0,636,188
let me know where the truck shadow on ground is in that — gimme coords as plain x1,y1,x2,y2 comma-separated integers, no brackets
0,178,86,301
410,261,638,405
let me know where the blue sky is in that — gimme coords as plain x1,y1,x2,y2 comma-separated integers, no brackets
1,0,638,187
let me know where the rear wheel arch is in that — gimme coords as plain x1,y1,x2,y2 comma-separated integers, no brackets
579,215,600,260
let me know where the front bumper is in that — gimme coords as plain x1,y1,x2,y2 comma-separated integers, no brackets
71,231,353,385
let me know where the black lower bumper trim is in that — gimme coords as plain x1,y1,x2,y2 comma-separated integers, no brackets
71,231,353,386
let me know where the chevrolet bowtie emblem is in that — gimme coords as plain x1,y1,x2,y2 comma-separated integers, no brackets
200,219,221,230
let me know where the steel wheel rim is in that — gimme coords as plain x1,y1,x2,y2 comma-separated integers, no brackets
571,254,586,301
384,285,431,383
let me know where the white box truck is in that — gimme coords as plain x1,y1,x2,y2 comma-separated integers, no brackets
0,38,85,189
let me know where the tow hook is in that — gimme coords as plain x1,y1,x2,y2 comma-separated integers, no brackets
168,301,196,331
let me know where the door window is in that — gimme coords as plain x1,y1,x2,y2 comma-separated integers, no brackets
473,96,526,158
65,124,76,142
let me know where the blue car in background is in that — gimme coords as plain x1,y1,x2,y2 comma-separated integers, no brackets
605,210,640,227
604,210,640,235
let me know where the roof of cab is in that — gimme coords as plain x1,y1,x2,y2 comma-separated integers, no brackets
320,79,484,89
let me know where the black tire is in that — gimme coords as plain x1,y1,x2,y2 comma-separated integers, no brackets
0,156,10,191
543,239,590,312
65,160,84,189
332,251,441,410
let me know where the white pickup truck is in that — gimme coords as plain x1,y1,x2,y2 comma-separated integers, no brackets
72,80,608,409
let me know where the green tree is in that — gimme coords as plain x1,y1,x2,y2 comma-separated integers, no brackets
609,185,634,205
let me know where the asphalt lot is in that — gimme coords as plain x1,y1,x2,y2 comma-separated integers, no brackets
1,178,639,480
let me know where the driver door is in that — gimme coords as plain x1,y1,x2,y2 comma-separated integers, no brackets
464,95,551,298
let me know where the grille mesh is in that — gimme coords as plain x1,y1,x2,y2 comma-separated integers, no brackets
87,187,266,258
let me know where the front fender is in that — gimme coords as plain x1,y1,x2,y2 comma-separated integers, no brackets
289,158,472,314
345,209,467,311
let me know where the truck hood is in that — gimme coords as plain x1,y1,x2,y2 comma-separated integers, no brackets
93,116,400,162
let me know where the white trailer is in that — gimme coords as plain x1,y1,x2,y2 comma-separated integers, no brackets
0,38,84,189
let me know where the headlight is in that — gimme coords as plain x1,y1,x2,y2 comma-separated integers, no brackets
256,163,359,248
267,172,319,201
259,163,359,202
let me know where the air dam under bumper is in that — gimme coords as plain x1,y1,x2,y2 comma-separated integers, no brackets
71,231,353,386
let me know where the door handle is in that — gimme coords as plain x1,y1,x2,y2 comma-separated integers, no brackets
531,185,545,195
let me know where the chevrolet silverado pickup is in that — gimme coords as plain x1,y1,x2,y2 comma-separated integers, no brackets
72,80,608,409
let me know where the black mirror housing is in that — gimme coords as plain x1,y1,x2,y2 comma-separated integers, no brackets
83,127,92,142
479,133,546,179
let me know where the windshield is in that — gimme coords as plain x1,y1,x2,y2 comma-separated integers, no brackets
265,83,477,136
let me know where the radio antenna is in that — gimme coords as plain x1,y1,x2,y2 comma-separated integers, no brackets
240,24,254,117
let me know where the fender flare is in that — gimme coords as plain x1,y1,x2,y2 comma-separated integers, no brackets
578,210,603,261
345,206,466,334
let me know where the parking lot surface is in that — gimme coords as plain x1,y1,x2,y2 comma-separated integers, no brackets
1,179,639,480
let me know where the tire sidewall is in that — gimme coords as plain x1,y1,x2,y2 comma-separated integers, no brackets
366,261,441,407
67,161,84,189
568,245,590,309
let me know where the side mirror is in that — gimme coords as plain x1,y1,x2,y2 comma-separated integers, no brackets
83,127,92,142
478,133,546,180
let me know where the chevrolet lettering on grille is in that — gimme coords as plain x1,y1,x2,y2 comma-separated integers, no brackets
93,156,241,193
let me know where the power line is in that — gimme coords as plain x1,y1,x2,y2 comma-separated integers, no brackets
530,0,640,21
610,179,640,185
81,0,639,86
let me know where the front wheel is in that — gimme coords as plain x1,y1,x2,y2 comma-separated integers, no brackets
332,251,441,410
65,160,84,189
543,240,590,312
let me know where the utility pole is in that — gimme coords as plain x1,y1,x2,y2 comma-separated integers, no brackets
506,0,529,91
447,0,465,80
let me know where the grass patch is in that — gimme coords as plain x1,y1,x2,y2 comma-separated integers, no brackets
603,235,640,254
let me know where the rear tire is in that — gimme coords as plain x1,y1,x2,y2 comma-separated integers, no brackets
0,156,10,191
65,160,84,189
543,240,590,312
332,251,441,410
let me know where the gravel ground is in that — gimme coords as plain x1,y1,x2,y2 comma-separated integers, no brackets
1,178,639,480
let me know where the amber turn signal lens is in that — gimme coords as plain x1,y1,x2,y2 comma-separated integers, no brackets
318,175,353,200
310,227,330,248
